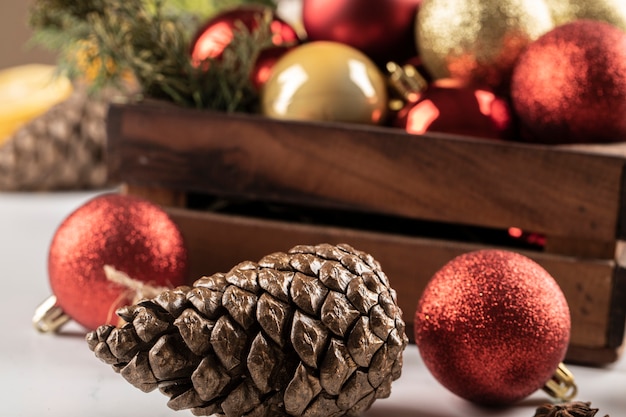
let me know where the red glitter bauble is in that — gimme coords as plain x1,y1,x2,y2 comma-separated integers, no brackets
511,19,626,144
393,79,513,139
414,250,571,406
302,0,422,65
190,5,299,71
48,193,188,330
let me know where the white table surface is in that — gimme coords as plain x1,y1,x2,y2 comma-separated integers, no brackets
1,190,625,417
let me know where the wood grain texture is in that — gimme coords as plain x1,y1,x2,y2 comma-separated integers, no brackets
164,206,624,365
107,102,626,244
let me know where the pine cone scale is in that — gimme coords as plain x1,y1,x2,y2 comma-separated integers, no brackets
173,308,214,356
347,317,385,368
256,292,293,348
336,370,374,411
320,290,361,337
210,316,248,373
120,352,158,392
320,339,356,396
290,272,329,315
167,386,206,411
368,344,395,389
221,380,262,416
222,285,258,329
289,253,324,276
302,395,343,417
318,260,353,292
163,382,194,403
258,268,293,302
247,332,280,394
148,334,200,380
191,355,232,402
93,339,117,364
187,287,224,319
131,304,172,343
225,263,260,293
284,362,322,416
290,311,329,369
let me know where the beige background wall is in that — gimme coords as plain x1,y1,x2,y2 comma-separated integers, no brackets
0,1,56,70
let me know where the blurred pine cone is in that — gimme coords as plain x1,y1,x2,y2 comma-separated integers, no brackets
534,402,606,417
87,243,408,417
0,84,116,191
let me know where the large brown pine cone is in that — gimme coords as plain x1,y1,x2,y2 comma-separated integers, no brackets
87,243,408,416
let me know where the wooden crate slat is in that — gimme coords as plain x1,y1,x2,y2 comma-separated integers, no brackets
608,266,626,348
165,206,623,365
108,102,626,242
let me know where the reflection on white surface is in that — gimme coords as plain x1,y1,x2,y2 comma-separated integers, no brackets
272,64,308,115
0,191,625,417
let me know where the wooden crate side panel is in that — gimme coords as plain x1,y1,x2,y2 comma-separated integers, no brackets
619,167,626,240
534,257,615,348
165,207,621,364
565,345,624,366
108,103,626,242
608,267,626,348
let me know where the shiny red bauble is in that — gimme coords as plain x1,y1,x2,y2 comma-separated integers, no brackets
48,193,188,330
250,45,292,90
393,79,513,139
511,19,626,144
302,0,422,65
190,5,299,70
414,250,571,405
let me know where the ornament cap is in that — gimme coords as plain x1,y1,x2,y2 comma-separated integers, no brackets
33,295,71,333
386,61,428,104
542,362,578,402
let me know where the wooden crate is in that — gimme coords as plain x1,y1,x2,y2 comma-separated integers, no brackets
107,101,626,366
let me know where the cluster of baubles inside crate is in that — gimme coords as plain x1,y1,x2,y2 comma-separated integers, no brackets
189,0,626,145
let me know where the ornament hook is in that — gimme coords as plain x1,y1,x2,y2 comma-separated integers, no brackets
386,61,428,103
33,295,71,333
542,362,578,402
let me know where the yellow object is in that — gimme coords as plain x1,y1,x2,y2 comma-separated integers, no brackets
0,64,73,146
72,40,116,82
261,41,388,125
70,40,136,90
415,0,554,91
545,0,626,31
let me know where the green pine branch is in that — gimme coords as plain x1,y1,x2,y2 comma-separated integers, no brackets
28,0,282,112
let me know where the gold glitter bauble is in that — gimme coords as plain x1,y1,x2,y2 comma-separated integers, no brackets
545,0,626,32
260,41,388,125
415,0,554,91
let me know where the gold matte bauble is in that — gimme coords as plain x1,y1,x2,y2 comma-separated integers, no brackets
415,0,554,91
545,0,626,31
260,41,388,125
